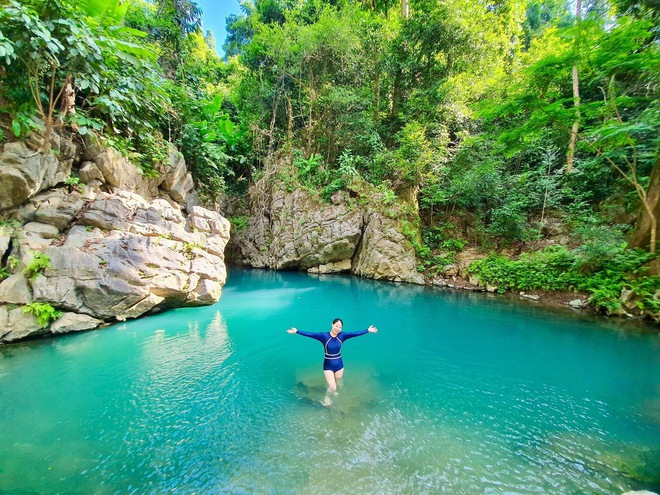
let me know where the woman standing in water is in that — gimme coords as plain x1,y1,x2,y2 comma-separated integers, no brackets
287,318,378,394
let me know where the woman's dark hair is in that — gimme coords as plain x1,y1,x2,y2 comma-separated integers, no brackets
332,318,343,325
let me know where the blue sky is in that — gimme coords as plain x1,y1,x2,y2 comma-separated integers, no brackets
195,0,242,57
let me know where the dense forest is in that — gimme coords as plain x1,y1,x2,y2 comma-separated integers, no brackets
0,0,658,318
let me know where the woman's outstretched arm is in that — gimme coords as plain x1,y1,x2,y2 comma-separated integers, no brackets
341,325,378,340
287,328,325,342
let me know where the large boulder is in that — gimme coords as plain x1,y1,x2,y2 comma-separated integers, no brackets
0,305,46,343
94,148,160,199
88,146,195,205
160,149,195,204
21,193,230,324
50,312,103,334
353,211,425,284
32,189,86,230
0,142,70,211
230,189,363,270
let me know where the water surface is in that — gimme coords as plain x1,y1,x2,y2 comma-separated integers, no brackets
1,268,658,494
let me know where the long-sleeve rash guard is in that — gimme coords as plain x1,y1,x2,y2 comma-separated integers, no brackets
296,329,368,372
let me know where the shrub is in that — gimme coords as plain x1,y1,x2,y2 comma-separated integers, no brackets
22,302,63,328
230,215,249,232
468,247,659,315
23,252,51,280
0,255,19,280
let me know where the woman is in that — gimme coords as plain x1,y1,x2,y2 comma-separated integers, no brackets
287,318,378,394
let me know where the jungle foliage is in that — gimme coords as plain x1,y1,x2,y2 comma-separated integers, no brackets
0,0,657,315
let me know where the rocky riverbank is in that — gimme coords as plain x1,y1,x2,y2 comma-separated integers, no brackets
1,135,656,344
0,134,230,343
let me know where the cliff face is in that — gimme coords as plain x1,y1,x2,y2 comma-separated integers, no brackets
227,185,425,285
0,135,230,344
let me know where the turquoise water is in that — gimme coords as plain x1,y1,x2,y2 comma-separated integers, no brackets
0,268,659,495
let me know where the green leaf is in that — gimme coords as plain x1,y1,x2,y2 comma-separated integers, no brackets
11,120,21,137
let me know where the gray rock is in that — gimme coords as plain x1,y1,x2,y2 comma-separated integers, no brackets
468,274,483,287
60,139,77,161
0,142,69,211
82,276,151,319
94,148,159,199
80,193,137,231
0,230,11,256
353,211,424,285
119,293,165,319
63,225,105,250
25,123,61,154
568,298,587,309
80,134,105,161
188,278,223,305
32,275,84,311
442,263,459,277
541,221,564,237
229,185,424,284
50,312,102,334
160,149,194,203
187,206,231,237
0,273,32,305
33,190,86,230
309,259,352,274
22,222,60,250
79,161,104,184
24,222,60,239
1,136,231,343
0,305,46,342
619,287,640,311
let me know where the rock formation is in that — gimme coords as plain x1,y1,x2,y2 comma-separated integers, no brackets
227,186,425,285
0,136,230,344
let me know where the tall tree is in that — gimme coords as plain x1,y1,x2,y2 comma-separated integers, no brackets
566,0,581,172
153,0,202,75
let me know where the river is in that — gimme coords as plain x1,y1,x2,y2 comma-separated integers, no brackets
0,268,658,494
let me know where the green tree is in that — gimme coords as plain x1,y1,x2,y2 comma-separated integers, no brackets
0,0,170,155
478,12,658,251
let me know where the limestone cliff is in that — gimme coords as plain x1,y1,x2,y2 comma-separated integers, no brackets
226,183,425,285
0,135,229,343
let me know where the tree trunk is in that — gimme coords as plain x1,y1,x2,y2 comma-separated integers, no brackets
566,0,581,173
629,157,659,254
374,50,381,123
401,0,409,19
389,71,402,123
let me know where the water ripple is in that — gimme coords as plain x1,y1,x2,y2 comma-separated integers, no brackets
0,270,658,494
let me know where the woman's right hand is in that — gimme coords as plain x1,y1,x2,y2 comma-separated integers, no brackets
286,327,298,334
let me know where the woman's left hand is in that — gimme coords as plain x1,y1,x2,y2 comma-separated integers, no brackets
368,325,378,333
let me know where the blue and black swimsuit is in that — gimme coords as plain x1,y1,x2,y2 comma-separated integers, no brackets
296,329,368,372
